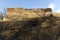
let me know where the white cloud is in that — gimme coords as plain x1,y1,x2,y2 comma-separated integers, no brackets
56,10,60,13
48,3,55,10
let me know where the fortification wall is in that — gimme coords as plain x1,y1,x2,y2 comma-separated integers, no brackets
3,8,52,21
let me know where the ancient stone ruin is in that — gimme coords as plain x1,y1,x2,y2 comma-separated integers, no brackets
3,8,52,21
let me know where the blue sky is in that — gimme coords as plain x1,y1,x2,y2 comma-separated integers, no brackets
0,0,60,12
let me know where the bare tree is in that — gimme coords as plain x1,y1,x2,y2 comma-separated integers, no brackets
0,12,3,20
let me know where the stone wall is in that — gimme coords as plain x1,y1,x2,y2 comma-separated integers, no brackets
3,8,52,21
53,13,60,17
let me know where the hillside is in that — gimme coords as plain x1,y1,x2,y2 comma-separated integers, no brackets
0,8,60,40
1,15,60,40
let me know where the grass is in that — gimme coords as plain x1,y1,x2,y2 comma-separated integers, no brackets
0,15,60,40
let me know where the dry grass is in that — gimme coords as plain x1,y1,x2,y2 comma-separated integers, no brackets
0,15,60,40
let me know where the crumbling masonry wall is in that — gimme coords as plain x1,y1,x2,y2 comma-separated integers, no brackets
3,8,52,21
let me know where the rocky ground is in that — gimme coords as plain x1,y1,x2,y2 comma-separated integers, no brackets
0,14,60,40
